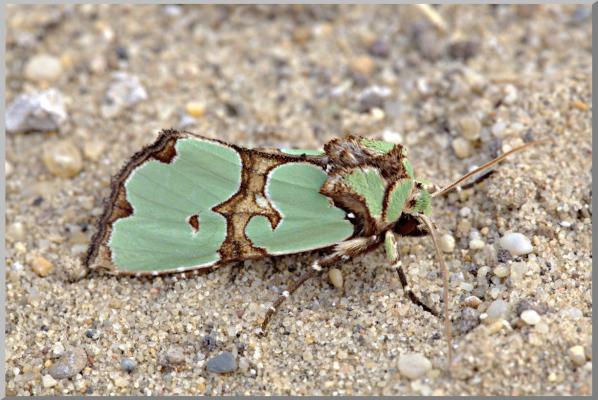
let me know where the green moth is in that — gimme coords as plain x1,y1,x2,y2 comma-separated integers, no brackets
86,129,545,368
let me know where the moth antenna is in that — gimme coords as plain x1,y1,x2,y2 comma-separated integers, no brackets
431,139,551,198
417,214,452,373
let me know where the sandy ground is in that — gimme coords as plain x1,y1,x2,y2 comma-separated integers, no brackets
5,4,592,395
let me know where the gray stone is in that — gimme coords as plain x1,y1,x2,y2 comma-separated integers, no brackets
101,72,147,118
6,89,67,133
48,347,87,379
207,351,237,373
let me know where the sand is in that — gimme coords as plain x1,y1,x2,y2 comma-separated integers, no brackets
5,4,592,395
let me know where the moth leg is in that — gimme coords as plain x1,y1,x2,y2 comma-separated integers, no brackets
384,231,438,316
259,255,335,335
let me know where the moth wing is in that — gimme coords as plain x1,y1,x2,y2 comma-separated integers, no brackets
87,131,243,275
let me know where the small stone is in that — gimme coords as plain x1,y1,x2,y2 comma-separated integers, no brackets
207,351,237,373
452,137,472,159
165,346,185,365
568,345,586,366
31,256,54,277
491,121,507,137
83,139,106,162
486,299,509,321
48,348,87,379
369,40,390,58
42,140,83,178
510,261,527,281
6,161,13,177
238,357,250,372
185,101,206,118
499,232,533,256
114,376,129,387
493,265,510,278
357,85,391,112
398,353,432,380
459,207,471,218
85,329,100,340
292,26,312,45
8,222,26,242
350,56,375,77
469,239,485,250
51,342,65,358
502,84,518,105
463,295,482,308
456,116,481,141
302,350,313,361
328,268,343,289
6,89,67,133
448,40,480,60
439,234,455,253
42,374,58,388
560,307,583,320
101,72,148,119
520,309,541,325
24,54,63,83
120,358,137,373
382,129,403,144
412,26,444,60
460,307,481,334
459,281,474,292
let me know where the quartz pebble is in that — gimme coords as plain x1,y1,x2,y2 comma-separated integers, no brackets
499,232,533,256
24,54,63,83
6,161,13,177
31,256,54,277
165,346,185,365
560,307,583,320
486,299,509,321
350,55,375,77
185,101,206,118
6,89,67,133
51,342,65,358
42,140,83,178
452,137,472,159
398,353,432,380
382,129,403,144
328,268,344,289
357,86,391,112
493,265,510,278
48,348,87,379
520,309,541,325
439,234,455,253
207,351,237,373
457,116,481,140
42,374,58,388
8,222,26,242
101,72,148,118
469,239,485,250
83,139,106,162
568,345,586,366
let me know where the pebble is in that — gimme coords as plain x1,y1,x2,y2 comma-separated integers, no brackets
369,40,390,58
493,265,510,278
357,86,391,112
207,351,237,373
85,329,100,340
24,54,63,83
568,345,586,366
328,268,344,289
6,161,13,177
439,233,455,253
463,295,482,308
499,232,533,256
42,374,58,388
6,89,67,133
42,140,83,178
165,346,185,365
83,139,106,162
491,121,507,137
452,137,472,159
520,309,541,325
560,307,583,320
510,261,527,281
8,222,26,242
486,299,509,321
113,376,129,388
185,101,206,118
350,55,375,77
456,116,481,140
382,129,403,144
101,72,148,118
31,256,54,277
460,307,481,334
398,353,432,380
120,358,137,372
48,347,87,379
51,342,65,358
469,239,485,250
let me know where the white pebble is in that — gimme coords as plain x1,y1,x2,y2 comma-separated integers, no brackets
568,345,586,366
493,265,510,278
560,307,583,320
328,268,343,289
25,54,63,83
459,282,474,292
51,342,65,358
5,161,13,177
459,207,472,217
452,137,472,159
491,121,507,137
382,129,403,144
439,234,455,253
499,232,533,256
469,239,485,250
486,299,509,321
42,374,58,388
456,116,481,141
520,309,541,325
398,353,432,380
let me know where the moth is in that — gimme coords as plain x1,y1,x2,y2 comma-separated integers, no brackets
85,129,544,367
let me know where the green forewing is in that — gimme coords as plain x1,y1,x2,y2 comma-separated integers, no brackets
109,138,242,271
385,178,414,222
245,163,353,255
360,138,395,154
345,168,386,217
